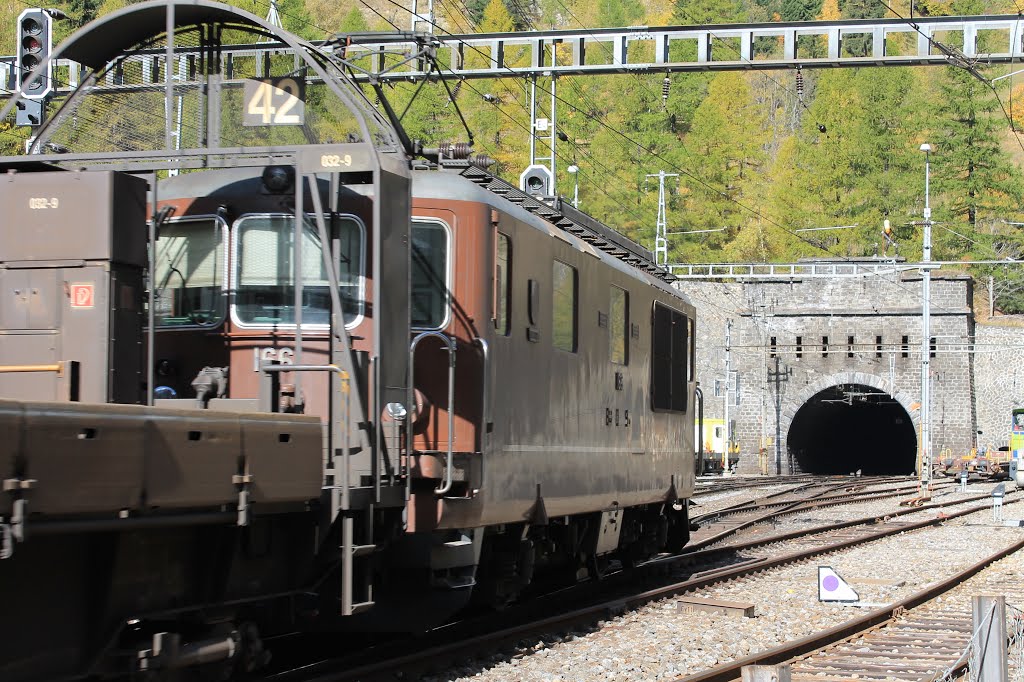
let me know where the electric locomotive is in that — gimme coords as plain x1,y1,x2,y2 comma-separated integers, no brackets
0,2,696,678
149,162,696,612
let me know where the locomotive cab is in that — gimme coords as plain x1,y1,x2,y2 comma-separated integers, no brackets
0,1,416,677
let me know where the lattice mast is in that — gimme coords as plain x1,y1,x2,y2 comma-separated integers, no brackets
646,170,679,267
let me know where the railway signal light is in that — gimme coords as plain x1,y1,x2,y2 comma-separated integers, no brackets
17,8,53,100
519,164,553,197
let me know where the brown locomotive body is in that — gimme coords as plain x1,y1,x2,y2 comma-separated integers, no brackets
0,1,695,678
151,167,695,524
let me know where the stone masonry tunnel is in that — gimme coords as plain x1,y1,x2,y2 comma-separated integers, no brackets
787,384,917,475
688,271,980,475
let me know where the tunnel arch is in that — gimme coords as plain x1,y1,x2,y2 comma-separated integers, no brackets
782,372,919,475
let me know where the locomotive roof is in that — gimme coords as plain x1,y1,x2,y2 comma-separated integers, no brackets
153,164,691,307
412,168,687,302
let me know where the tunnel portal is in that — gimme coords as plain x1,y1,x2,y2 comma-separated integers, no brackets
787,384,917,475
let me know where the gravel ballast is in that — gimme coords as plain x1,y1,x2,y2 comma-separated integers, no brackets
429,482,1024,682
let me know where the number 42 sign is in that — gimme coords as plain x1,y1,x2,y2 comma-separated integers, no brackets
243,77,305,126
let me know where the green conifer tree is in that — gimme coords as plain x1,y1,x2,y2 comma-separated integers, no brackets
678,73,771,261
340,6,370,33
674,0,746,25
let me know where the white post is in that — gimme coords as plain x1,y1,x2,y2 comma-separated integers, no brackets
990,275,995,317
972,595,1008,682
528,76,537,166
742,665,792,682
920,143,933,495
549,73,557,197
410,0,434,31
725,318,732,468
646,170,679,267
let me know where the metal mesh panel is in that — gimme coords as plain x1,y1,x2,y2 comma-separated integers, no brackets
45,29,207,154
1010,603,1024,681
934,601,1001,682
14,15,396,158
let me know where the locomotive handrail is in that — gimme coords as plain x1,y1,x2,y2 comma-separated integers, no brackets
259,363,348,376
0,362,66,374
474,338,491,432
408,331,456,495
695,385,704,475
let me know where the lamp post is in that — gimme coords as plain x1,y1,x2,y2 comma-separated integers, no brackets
567,164,579,208
919,143,933,494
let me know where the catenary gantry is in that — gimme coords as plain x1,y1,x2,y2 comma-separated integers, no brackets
339,15,1024,78
4,14,1024,96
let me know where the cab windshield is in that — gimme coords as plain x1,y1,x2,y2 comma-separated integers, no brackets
233,214,364,328
154,218,226,327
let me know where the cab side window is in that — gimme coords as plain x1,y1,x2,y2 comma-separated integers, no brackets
688,316,695,382
495,233,511,335
411,219,450,329
610,286,628,365
553,260,577,352
651,302,688,412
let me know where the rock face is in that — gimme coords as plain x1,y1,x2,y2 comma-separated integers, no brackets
680,269,993,474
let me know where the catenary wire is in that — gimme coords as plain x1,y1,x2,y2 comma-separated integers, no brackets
370,0,985,320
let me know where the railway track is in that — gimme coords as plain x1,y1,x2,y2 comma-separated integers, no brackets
268,480,1007,682
693,475,816,494
679,528,1024,682
691,476,922,516
688,478,954,551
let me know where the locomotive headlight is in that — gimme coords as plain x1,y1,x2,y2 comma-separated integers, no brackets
261,165,294,193
385,402,407,422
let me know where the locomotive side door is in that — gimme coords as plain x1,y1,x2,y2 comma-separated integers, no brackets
409,208,484,497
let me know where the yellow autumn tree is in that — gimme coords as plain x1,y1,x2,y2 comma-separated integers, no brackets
479,0,515,32
817,0,841,21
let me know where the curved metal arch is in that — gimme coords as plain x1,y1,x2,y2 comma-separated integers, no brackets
1,0,401,154
59,0,288,70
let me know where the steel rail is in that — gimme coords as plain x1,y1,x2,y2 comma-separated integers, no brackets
693,474,815,491
676,515,1024,682
688,481,951,550
691,477,927,525
696,475,942,522
678,490,998,566
279,486,1013,682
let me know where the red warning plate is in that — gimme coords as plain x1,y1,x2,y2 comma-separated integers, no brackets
69,283,94,309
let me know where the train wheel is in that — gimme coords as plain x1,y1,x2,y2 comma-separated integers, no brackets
233,623,271,676
664,503,691,554
587,554,610,580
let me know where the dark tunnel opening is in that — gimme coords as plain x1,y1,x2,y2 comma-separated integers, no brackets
787,384,917,475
